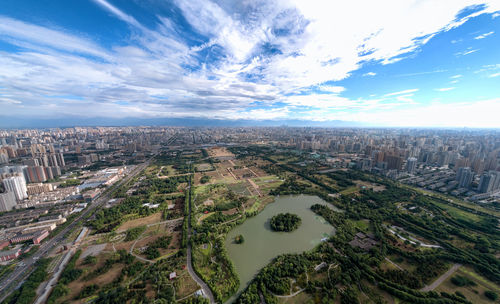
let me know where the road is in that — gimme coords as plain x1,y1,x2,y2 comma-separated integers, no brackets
421,263,462,292
34,248,76,304
0,159,151,302
186,178,216,304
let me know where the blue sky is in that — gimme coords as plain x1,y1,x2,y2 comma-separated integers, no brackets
0,0,499,127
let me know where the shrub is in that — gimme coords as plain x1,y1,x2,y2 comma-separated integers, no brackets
485,290,498,301
235,234,244,244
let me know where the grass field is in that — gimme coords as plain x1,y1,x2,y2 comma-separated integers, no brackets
116,212,163,232
403,184,500,218
432,201,483,223
227,182,251,196
340,186,358,195
436,266,500,303
196,163,214,172
350,219,370,231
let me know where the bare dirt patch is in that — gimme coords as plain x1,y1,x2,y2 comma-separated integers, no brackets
207,147,235,158
116,212,163,232
354,180,386,192
80,243,107,259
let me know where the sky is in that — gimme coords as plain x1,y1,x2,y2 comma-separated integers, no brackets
1,0,500,128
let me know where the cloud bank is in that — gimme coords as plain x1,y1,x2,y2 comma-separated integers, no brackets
0,0,499,126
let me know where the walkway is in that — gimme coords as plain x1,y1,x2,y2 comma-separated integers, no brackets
186,178,216,304
385,257,403,271
421,263,461,292
272,288,305,298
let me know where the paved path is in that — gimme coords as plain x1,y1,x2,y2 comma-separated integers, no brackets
421,263,461,292
186,178,216,304
385,257,403,271
34,249,76,304
272,288,305,298
147,217,182,227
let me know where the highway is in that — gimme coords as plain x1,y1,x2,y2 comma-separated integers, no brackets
0,159,151,302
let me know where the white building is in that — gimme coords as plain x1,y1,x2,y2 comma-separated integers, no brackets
407,157,417,174
2,175,28,201
0,191,16,212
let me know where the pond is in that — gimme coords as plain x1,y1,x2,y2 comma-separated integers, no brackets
224,195,338,303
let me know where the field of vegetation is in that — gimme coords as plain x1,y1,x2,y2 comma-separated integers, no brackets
26,146,499,304
229,145,500,304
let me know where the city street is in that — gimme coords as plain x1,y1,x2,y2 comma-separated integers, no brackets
0,160,150,302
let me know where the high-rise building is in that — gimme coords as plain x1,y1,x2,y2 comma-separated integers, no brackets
23,166,48,183
478,171,500,193
2,175,28,201
456,167,474,188
0,153,8,164
385,155,403,170
0,191,16,212
47,153,65,167
407,157,417,173
56,152,65,167
437,152,451,167
23,158,40,166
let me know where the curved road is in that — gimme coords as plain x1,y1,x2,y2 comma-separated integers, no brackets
186,178,216,304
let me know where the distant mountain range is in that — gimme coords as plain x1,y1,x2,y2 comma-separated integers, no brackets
0,116,366,129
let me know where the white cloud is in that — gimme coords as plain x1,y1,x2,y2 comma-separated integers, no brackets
455,48,479,56
435,87,456,91
450,74,462,78
1,0,500,124
340,99,500,128
474,31,494,39
384,89,419,96
395,94,415,103
318,86,345,93
92,0,144,29
489,72,500,77
0,16,110,59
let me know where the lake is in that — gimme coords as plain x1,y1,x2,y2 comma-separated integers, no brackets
224,195,337,303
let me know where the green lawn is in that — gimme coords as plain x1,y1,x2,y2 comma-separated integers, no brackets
350,219,370,231
340,186,359,195
436,266,500,303
403,184,500,218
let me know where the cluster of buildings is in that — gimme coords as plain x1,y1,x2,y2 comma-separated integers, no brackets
0,213,67,261
276,128,499,204
349,232,379,251
0,126,158,212
1,126,499,210
0,126,166,263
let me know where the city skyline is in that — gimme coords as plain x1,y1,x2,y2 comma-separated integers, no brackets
1,0,500,127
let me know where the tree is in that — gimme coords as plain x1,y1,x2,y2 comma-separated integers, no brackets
485,290,498,301
270,213,302,232
83,255,97,265
200,175,211,184
235,234,245,244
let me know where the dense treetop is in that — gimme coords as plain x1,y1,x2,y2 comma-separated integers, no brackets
270,213,301,232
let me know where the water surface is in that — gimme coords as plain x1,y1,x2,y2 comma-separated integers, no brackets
225,195,337,302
